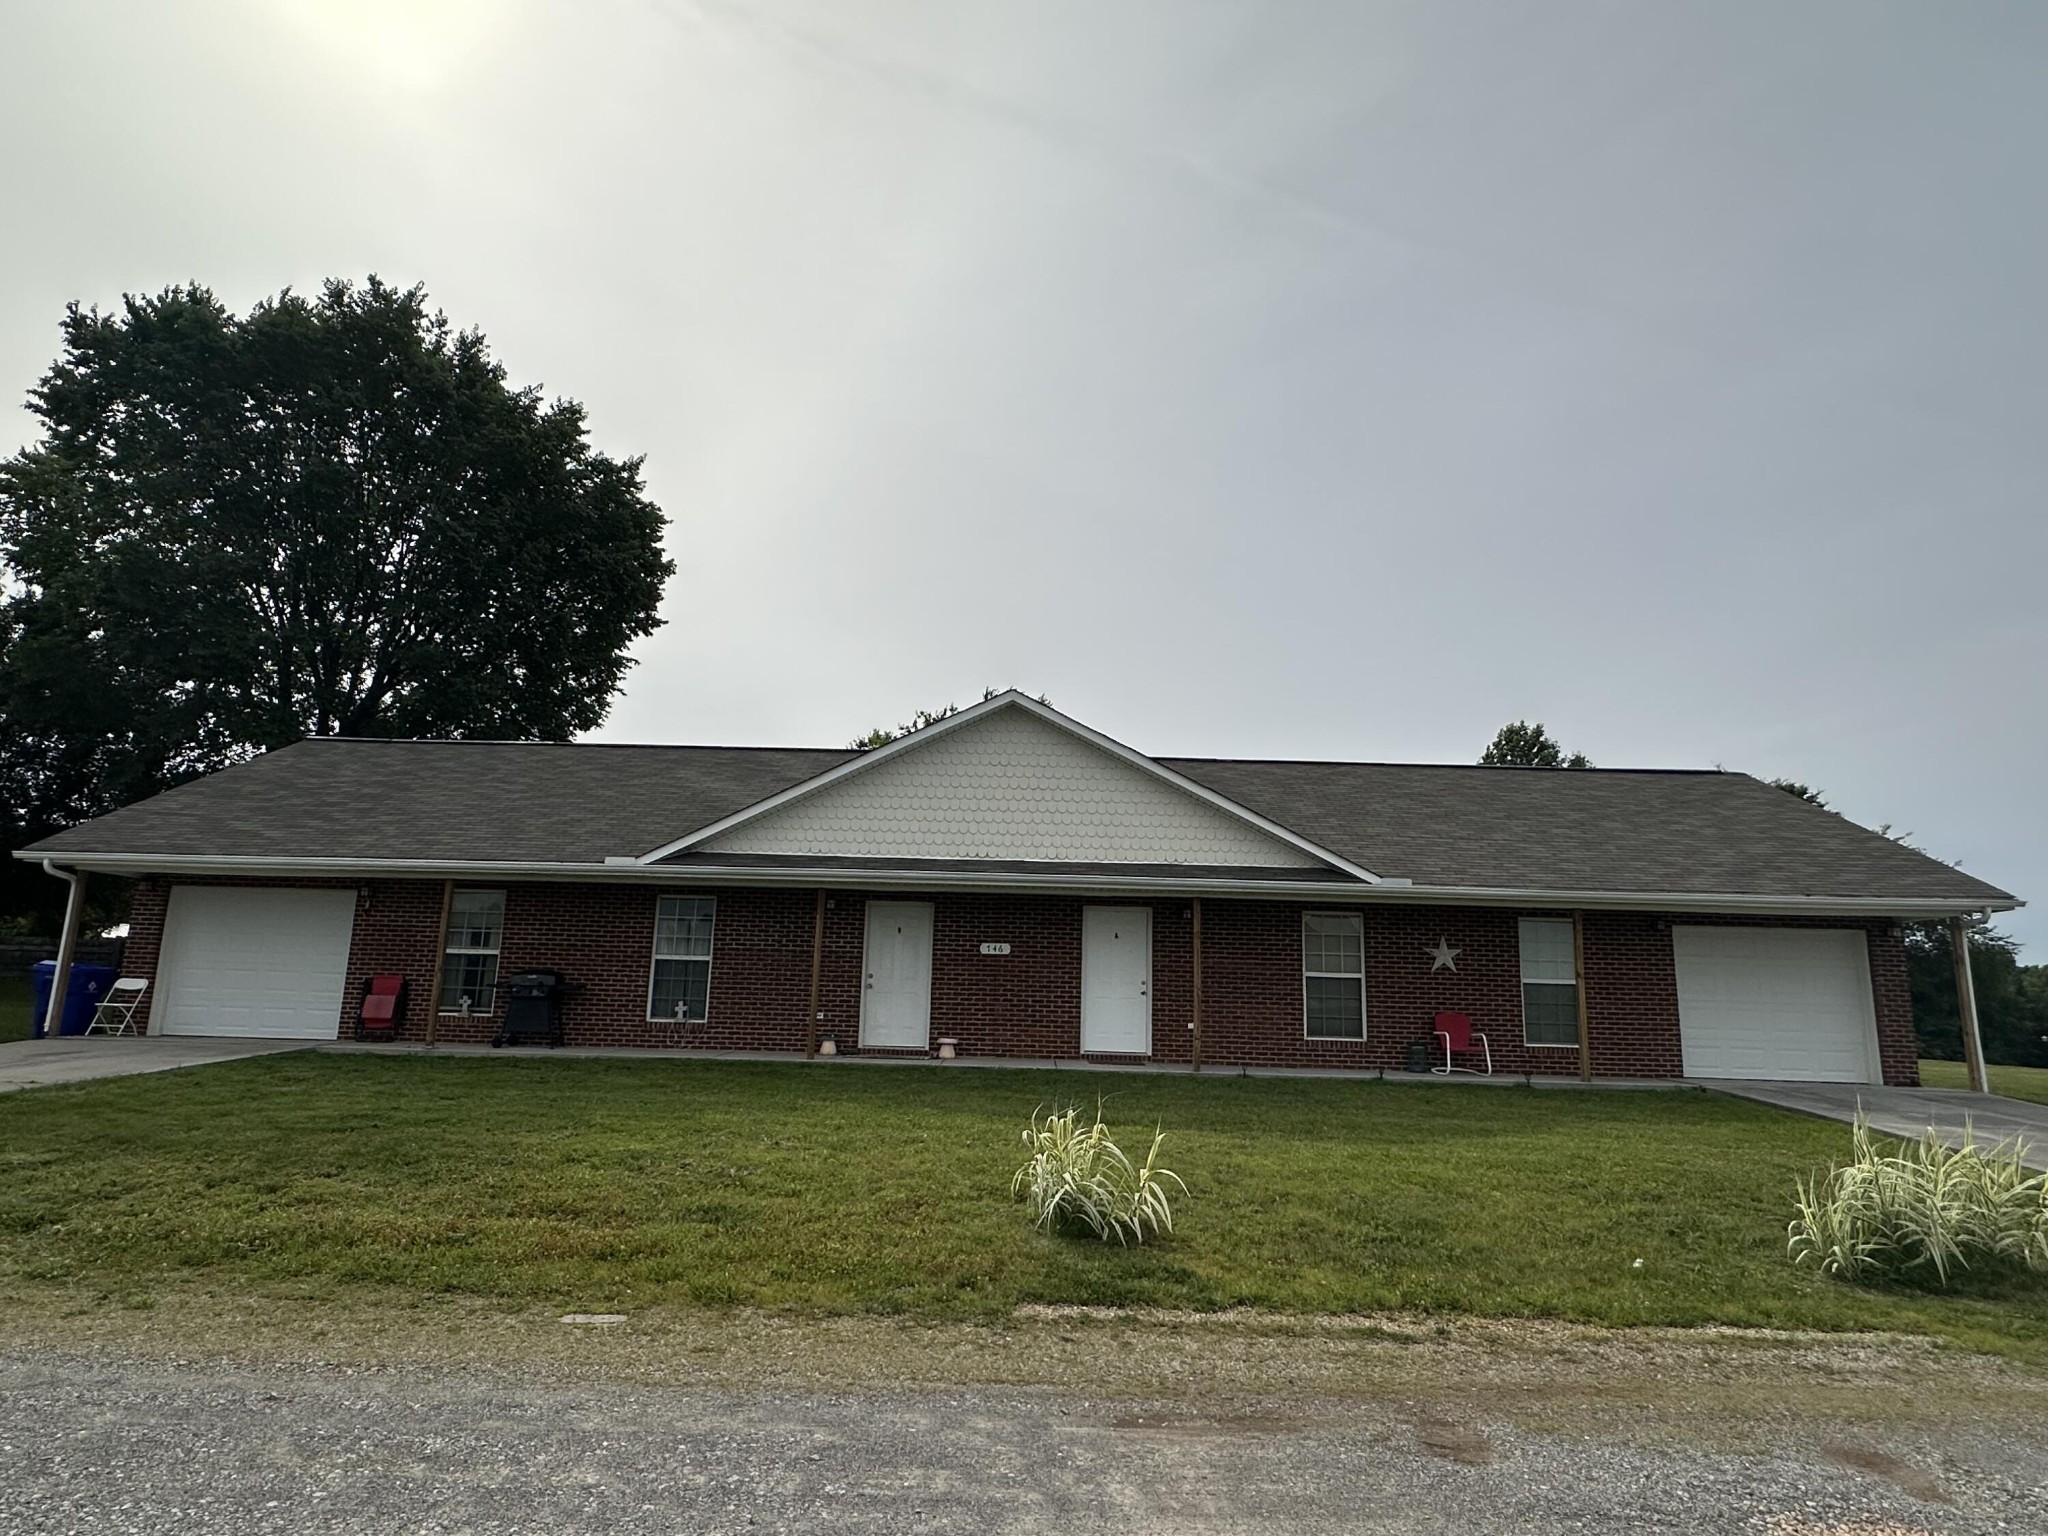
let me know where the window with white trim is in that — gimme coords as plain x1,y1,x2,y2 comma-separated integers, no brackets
1302,912,1366,1039
440,889,505,1013
1519,916,1579,1046
649,895,717,1022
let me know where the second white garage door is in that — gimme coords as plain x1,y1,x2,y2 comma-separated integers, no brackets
1673,926,1880,1083
152,886,358,1039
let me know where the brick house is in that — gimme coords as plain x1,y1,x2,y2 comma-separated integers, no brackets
21,692,2019,1084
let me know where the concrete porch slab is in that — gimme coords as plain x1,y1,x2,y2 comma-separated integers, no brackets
0,1036,307,1093
1703,1079,2048,1169
314,1040,1694,1089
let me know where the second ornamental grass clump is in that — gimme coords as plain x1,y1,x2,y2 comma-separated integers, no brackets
1012,1103,1186,1245
1789,1114,2048,1286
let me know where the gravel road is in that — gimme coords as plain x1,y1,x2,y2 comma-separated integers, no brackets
4,1350,2044,1535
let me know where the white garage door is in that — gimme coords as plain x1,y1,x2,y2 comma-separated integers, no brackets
152,886,358,1039
1673,926,1880,1083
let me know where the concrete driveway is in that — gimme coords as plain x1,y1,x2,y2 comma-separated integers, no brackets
0,1035,305,1093
1705,1080,2048,1168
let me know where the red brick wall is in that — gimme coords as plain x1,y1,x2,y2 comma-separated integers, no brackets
102,876,1920,1085
359,882,829,1051
1866,926,1919,1087
1582,912,1687,1079
122,882,170,1027
345,881,447,1038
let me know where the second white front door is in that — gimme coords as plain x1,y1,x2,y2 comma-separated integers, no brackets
1082,905,1151,1054
861,900,934,1050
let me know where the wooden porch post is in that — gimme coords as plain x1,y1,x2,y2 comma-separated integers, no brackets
1952,913,1989,1094
1190,898,1203,1073
805,889,827,1058
39,863,88,1039
1572,910,1592,1083
421,878,455,1049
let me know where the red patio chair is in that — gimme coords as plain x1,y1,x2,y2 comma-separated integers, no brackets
1432,1011,1492,1076
356,975,408,1041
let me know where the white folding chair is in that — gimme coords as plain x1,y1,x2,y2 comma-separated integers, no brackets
85,977,149,1036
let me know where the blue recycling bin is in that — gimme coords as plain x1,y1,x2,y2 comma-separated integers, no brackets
28,961,115,1038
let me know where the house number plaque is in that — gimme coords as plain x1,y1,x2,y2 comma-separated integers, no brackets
979,942,1012,955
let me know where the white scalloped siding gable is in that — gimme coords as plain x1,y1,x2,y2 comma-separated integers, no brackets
700,706,1326,867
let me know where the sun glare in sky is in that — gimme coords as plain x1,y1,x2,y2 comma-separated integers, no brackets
264,0,510,93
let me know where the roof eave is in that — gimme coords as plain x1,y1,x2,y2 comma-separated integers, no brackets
16,849,2018,917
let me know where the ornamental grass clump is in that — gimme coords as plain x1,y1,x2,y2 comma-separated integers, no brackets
1011,1103,1186,1245
1788,1115,2048,1287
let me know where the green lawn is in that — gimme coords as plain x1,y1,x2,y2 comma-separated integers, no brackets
0,973,31,1043
2,1055,2044,1355
1919,1058,2048,1105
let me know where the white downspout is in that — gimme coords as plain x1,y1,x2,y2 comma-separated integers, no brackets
39,859,86,1039
1951,912,1990,1094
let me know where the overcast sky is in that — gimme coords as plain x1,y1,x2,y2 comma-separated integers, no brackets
2,2,2042,948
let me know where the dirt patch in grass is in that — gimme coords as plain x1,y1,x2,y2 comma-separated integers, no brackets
1820,1443,1948,1504
1416,1412,1496,1465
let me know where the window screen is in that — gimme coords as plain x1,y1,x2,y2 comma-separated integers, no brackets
440,889,505,1013
1519,916,1580,1046
1303,912,1366,1039
649,895,717,1022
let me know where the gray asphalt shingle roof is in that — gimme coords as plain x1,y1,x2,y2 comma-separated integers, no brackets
30,740,854,867
1161,758,2011,903
26,736,2015,904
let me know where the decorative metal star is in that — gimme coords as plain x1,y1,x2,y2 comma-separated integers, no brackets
1427,937,1461,972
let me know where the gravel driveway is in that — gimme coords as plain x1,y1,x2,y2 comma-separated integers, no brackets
5,1350,2043,1535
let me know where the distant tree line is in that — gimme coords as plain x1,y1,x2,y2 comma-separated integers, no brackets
1907,922,2048,1068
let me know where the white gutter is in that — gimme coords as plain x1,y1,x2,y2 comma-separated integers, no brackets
17,849,2020,920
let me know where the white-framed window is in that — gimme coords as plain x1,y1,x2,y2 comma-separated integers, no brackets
648,895,717,1022
1302,911,1366,1040
440,888,505,1013
1519,916,1580,1047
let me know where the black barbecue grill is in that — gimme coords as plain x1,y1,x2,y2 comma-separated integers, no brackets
491,969,571,1048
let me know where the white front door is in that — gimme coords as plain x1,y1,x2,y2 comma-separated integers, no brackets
861,900,934,1050
1082,905,1151,1054
1674,926,1881,1082
152,885,358,1039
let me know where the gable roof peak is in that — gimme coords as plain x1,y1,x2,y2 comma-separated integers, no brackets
635,690,1381,880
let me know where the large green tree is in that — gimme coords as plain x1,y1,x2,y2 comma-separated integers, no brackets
0,277,672,926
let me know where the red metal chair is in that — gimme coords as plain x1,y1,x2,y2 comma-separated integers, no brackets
356,975,408,1041
1432,1011,1492,1076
